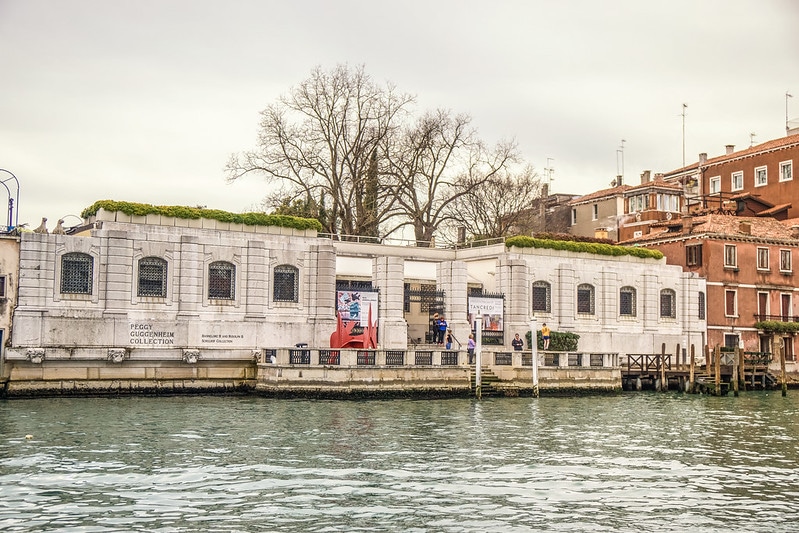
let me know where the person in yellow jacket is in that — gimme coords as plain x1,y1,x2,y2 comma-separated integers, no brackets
541,323,551,350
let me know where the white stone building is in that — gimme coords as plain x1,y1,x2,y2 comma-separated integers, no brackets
1,208,706,394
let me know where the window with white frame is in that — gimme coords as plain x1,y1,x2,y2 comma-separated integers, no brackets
725,289,737,317
724,244,737,268
628,193,647,212
619,286,636,317
757,291,769,319
780,160,793,182
571,208,577,225
757,247,769,271
656,193,680,212
592,204,598,220
780,249,792,272
755,166,767,187
782,293,792,321
660,289,676,319
709,176,721,194
577,284,595,315
532,281,551,313
731,171,743,191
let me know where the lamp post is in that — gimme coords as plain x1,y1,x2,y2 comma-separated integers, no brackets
0,168,20,230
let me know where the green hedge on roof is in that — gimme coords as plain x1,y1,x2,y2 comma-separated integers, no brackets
505,235,664,260
80,200,324,232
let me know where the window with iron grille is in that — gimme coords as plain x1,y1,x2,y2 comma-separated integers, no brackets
208,261,235,300
138,257,167,297
660,289,676,318
60,252,93,294
532,281,551,313
698,291,705,320
273,264,299,302
619,286,636,317
686,244,702,266
577,284,594,315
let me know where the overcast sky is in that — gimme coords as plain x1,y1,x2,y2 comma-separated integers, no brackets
1,0,798,231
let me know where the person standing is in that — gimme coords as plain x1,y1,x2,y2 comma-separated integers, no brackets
445,330,453,350
512,333,524,351
467,334,476,364
541,323,551,350
437,315,448,344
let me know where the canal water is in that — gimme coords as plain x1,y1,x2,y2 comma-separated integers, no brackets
1,392,798,532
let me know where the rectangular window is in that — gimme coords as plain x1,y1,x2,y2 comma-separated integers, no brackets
757,247,769,270
577,285,595,315
686,244,702,266
698,291,706,320
731,171,744,191
571,208,577,225
725,290,737,317
532,282,551,313
754,166,767,187
61,253,93,295
208,262,236,300
780,249,792,272
724,334,740,350
709,176,721,194
781,293,792,321
758,292,769,320
0,275,5,298
724,244,737,268
660,290,676,319
619,288,636,317
784,337,795,362
780,160,793,182
592,204,598,220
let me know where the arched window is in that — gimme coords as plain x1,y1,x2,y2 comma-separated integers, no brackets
660,289,676,318
208,261,236,300
138,257,167,297
577,284,595,315
532,281,551,313
619,286,636,317
61,252,93,294
274,264,299,302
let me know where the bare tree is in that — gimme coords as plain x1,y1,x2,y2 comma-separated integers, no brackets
446,164,543,241
226,64,412,235
385,110,519,246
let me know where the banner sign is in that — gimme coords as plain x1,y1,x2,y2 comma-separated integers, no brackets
337,290,379,326
468,296,504,331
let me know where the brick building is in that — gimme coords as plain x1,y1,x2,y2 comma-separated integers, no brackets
626,214,799,364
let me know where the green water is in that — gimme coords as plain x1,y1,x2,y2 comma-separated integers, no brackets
1,392,798,532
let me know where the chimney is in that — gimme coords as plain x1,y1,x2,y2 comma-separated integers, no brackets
725,145,735,155
640,170,651,184
682,215,693,235
699,153,707,165
739,221,752,235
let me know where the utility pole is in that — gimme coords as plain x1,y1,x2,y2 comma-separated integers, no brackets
616,139,626,185
787,91,794,135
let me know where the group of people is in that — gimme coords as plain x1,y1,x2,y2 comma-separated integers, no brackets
509,323,551,351
432,315,552,364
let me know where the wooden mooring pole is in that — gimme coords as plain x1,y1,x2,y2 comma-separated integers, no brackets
739,346,746,392
714,345,721,396
688,344,695,393
660,343,667,392
780,339,787,397
732,346,740,397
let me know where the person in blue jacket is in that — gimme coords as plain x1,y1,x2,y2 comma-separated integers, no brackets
437,315,448,344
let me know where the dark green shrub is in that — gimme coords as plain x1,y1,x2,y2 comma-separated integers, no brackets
505,235,663,260
525,329,580,351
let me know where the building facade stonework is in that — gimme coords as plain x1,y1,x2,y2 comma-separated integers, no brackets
2,211,706,394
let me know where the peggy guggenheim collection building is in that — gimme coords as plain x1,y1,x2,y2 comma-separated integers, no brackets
0,202,706,396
